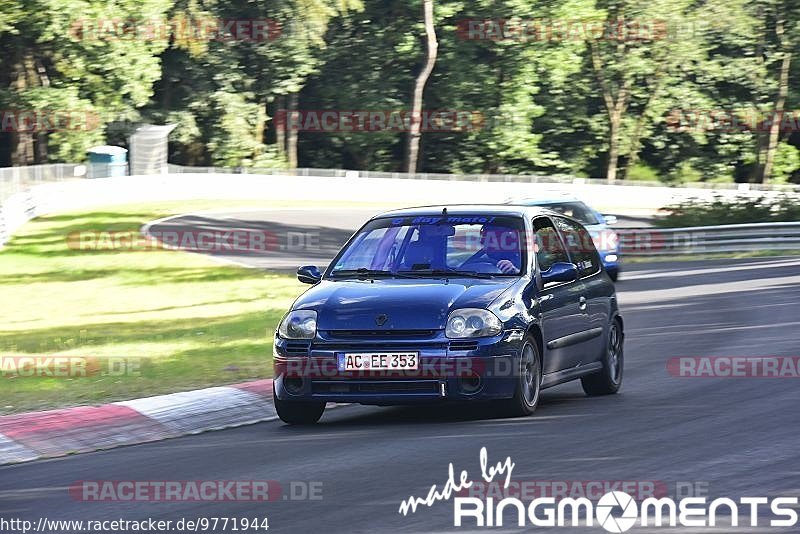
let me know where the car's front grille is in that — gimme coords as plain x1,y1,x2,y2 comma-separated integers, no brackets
311,380,440,395
284,341,311,355
323,329,438,339
449,341,479,351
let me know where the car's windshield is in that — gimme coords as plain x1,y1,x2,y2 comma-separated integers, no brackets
534,202,601,226
329,214,527,278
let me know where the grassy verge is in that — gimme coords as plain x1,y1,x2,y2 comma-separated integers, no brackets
0,201,356,414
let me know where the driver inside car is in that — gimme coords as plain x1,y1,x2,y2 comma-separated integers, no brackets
460,224,522,274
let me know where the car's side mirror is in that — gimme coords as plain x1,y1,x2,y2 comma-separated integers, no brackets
602,214,618,225
541,262,578,285
297,265,322,284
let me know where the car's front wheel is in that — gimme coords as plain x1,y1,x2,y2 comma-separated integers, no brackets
499,337,542,417
274,388,326,424
581,319,623,396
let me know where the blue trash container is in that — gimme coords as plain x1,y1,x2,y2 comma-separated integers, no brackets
87,146,128,178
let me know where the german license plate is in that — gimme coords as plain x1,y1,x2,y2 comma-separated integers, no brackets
337,352,419,371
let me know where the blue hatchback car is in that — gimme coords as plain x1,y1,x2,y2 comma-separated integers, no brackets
273,205,624,424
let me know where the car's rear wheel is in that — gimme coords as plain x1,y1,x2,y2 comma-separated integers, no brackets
581,319,623,396
499,338,542,417
274,388,326,424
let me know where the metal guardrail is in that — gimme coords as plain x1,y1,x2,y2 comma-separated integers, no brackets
165,164,800,193
618,222,800,256
0,164,84,204
0,164,84,248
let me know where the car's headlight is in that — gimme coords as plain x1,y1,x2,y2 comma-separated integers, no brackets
278,310,317,339
446,308,502,338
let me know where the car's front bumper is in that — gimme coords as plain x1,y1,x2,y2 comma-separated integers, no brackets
273,330,524,405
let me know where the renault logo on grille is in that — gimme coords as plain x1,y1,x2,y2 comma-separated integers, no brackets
375,314,388,326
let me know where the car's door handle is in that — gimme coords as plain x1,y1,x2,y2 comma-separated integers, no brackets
578,296,587,311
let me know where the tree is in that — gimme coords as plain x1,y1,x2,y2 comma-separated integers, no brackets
586,0,707,181
404,0,438,173
0,0,172,165
257,0,363,169
686,0,799,183
761,2,796,183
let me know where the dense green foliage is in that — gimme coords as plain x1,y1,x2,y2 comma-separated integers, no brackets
656,193,800,226
1,0,798,183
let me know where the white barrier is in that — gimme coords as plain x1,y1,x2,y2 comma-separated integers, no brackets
1,170,797,250
20,172,786,215
0,190,36,249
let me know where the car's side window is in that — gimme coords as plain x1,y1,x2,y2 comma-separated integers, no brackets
532,217,570,274
554,217,601,278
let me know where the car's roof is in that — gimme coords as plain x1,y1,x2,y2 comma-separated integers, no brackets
374,204,556,219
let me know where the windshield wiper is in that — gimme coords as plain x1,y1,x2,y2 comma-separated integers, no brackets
397,268,495,279
329,268,417,279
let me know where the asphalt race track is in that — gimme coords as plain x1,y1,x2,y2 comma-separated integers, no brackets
1,209,799,533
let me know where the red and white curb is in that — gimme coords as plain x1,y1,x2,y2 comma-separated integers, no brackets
0,379,277,466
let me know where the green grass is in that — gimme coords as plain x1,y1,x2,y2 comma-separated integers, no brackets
0,201,345,414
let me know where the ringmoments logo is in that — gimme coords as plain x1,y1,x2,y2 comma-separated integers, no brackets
397,448,800,531
452,491,799,530
595,491,637,532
